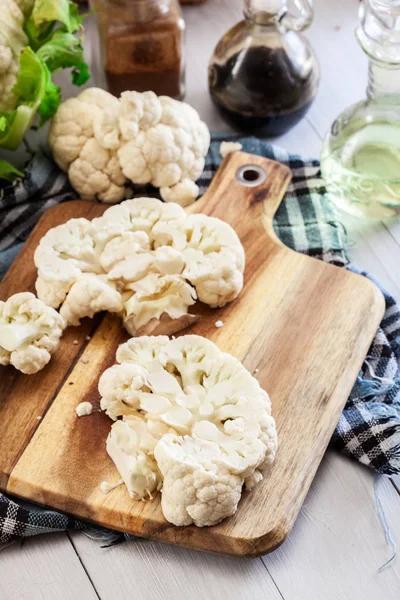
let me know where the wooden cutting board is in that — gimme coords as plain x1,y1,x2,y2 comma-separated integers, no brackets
0,152,384,557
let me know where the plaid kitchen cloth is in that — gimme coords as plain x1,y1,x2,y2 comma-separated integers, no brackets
0,133,399,546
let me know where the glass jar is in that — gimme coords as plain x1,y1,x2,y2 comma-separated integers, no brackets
93,0,186,99
321,0,400,220
208,0,319,136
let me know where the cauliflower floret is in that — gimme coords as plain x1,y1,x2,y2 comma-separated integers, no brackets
123,273,197,335
107,419,163,500
154,434,244,527
182,214,245,307
59,274,123,326
118,90,162,141
0,42,19,111
34,217,102,309
219,141,243,158
160,179,199,207
0,0,28,111
93,197,187,248
0,292,65,374
68,138,126,204
48,87,120,174
116,335,169,367
49,89,210,206
99,335,277,527
99,362,148,419
100,231,150,272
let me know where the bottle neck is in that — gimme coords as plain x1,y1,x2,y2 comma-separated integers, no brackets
244,0,285,26
104,0,172,21
367,60,400,105
244,0,313,31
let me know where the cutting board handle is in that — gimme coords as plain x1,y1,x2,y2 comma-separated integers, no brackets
188,151,292,248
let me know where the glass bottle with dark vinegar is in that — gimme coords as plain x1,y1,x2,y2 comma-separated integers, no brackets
208,0,319,136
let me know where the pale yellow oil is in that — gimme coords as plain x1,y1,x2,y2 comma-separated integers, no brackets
321,121,400,219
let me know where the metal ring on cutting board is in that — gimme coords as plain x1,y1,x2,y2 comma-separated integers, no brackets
235,164,267,187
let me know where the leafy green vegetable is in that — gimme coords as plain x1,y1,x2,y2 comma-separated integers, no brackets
37,62,62,124
0,47,60,150
25,0,84,48
37,29,90,86
32,0,82,33
0,0,90,180
0,159,23,182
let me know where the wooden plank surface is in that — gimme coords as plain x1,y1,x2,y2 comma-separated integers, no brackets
0,202,104,489
263,452,400,600
3,0,400,597
2,152,385,557
69,531,284,600
0,533,99,600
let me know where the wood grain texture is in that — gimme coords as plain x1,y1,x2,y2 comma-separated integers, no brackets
0,533,99,600
2,151,385,557
263,452,400,600
69,531,284,600
0,202,103,489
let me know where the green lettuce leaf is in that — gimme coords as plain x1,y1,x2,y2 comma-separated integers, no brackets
0,47,61,150
32,0,82,33
0,1,90,155
37,29,90,86
25,0,84,49
0,159,23,182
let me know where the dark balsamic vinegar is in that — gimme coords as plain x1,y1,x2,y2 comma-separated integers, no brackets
209,45,318,137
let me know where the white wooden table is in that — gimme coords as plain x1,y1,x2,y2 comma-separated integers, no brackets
1,1,399,598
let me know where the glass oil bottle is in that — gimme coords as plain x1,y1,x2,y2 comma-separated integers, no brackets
321,0,400,219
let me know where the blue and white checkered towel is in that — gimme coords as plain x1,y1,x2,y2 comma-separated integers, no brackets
0,134,399,546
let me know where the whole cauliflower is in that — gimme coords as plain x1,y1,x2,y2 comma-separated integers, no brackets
34,198,244,336
0,0,28,112
99,335,278,527
48,88,210,206
0,292,65,374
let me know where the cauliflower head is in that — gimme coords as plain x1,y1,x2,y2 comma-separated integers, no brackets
99,335,277,527
0,292,65,374
49,89,210,206
0,0,28,112
35,198,244,335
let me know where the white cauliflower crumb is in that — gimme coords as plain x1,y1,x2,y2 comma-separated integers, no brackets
100,479,123,494
99,335,277,527
49,88,210,206
0,292,65,374
219,141,243,159
36,416,42,420
34,198,244,337
86,336,91,341
81,357,89,364
76,401,93,416
73,340,79,345
215,320,224,328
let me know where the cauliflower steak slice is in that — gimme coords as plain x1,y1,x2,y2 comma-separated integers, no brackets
0,292,65,374
34,198,244,336
99,335,278,527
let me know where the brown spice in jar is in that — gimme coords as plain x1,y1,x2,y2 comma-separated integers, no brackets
96,0,185,99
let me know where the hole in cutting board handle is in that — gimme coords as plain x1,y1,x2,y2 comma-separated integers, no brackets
235,164,267,187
